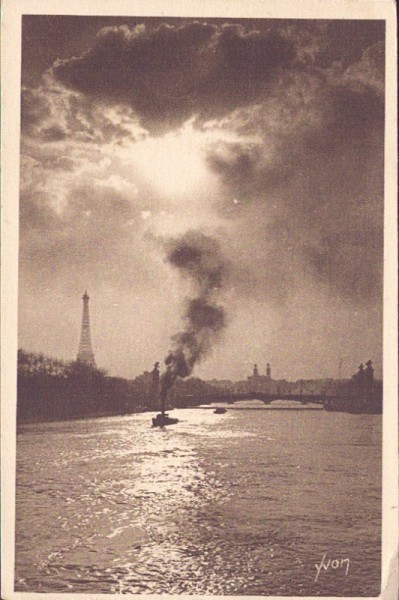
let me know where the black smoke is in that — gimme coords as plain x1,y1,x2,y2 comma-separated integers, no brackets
161,231,227,395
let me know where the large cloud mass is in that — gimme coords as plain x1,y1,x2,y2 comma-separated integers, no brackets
19,18,385,378
52,22,296,132
207,65,384,302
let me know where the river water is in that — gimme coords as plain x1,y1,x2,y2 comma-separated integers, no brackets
15,405,381,596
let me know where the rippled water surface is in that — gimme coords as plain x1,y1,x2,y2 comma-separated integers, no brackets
15,407,381,595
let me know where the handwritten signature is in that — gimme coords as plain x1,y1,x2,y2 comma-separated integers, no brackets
315,552,350,582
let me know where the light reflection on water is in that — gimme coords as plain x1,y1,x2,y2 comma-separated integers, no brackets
15,408,381,595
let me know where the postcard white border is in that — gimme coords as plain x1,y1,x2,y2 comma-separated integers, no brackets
1,1,397,599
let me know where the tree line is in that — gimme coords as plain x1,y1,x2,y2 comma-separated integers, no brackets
17,349,216,423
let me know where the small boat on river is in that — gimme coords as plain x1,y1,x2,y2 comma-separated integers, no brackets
152,412,179,427
214,407,227,414
151,364,179,427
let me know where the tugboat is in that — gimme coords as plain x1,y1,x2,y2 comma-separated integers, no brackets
213,407,227,414
152,364,179,427
152,412,179,427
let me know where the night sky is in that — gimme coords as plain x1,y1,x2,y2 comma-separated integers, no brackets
19,16,384,380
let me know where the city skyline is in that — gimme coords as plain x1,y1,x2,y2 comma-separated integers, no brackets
19,17,384,381
19,288,381,382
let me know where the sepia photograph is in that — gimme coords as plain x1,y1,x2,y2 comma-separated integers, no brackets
1,1,397,598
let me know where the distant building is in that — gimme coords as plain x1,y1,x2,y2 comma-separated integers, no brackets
351,360,375,394
244,362,277,393
205,360,377,398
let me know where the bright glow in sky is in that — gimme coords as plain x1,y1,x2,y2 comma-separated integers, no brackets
129,123,211,197
18,17,384,381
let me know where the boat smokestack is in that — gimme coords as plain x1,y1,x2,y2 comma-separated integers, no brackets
160,365,174,414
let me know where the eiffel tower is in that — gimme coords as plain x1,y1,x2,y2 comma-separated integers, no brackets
77,291,96,368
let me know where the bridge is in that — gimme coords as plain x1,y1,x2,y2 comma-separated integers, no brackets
178,391,330,406
175,391,382,414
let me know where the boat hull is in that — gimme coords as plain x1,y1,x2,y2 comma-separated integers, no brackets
152,413,179,427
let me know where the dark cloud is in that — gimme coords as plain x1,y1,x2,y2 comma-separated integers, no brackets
25,19,385,139
313,83,384,152
317,20,385,68
52,22,295,132
207,64,384,303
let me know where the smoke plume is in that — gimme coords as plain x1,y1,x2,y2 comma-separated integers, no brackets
161,231,227,395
